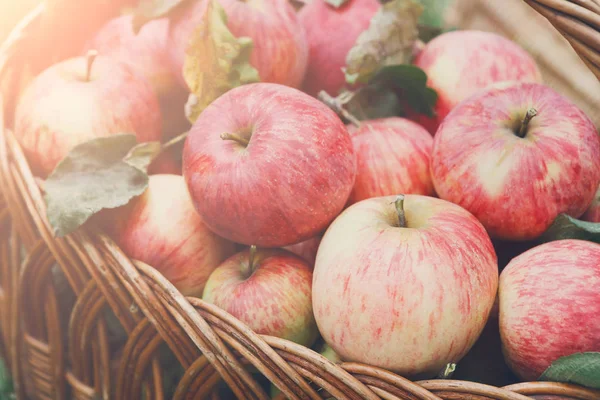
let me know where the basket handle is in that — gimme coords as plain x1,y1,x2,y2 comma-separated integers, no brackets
523,0,600,79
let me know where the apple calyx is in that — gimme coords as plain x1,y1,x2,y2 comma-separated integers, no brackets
220,132,250,147
85,49,99,82
394,194,407,228
243,245,258,279
516,108,538,138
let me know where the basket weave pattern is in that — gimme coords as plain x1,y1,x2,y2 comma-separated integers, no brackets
1,1,600,399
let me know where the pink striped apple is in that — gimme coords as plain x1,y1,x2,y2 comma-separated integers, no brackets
298,0,380,97
499,239,600,381
182,82,356,248
202,247,318,346
168,0,308,89
347,117,434,205
412,30,542,134
107,174,236,297
431,81,600,241
582,185,600,223
312,194,498,377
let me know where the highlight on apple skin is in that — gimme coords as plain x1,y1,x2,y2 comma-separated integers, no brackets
14,53,162,177
412,30,543,134
312,194,499,378
106,174,237,297
431,81,600,241
182,82,357,248
202,247,319,347
347,117,434,205
499,239,600,381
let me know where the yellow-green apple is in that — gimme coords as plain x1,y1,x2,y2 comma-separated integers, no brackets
312,194,498,377
182,82,356,247
411,30,542,134
202,246,318,346
431,81,600,241
499,239,600,381
582,185,600,222
107,174,236,297
168,0,308,89
14,52,162,177
347,117,434,205
283,235,322,267
298,0,380,97
86,14,190,140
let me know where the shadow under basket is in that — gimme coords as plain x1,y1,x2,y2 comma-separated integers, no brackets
1,1,600,399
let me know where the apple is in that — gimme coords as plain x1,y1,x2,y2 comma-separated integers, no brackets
182,82,356,248
346,117,434,205
412,30,542,134
283,235,322,267
86,14,190,140
147,148,183,176
107,174,236,297
168,0,308,89
312,194,498,377
298,0,380,97
14,52,162,177
202,246,318,346
431,81,600,241
582,185,600,222
499,239,600,381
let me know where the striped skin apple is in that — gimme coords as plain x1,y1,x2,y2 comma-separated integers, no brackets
298,0,380,97
582,185,600,222
107,174,236,297
168,0,308,90
347,117,434,205
182,82,356,248
412,30,542,134
312,195,498,377
431,81,600,241
202,247,318,347
499,240,600,381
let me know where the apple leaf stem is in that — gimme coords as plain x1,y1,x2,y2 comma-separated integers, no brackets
317,90,361,128
395,195,407,228
516,108,538,138
220,132,249,146
86,49,99,82
244,245,258,278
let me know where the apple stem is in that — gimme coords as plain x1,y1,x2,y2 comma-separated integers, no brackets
247,245,257,276
86,49,98,82
317,90,361,128
395,195,407,228
516,108,538,138
220,132,249,146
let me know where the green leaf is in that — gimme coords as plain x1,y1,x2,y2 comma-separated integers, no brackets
124,141,163,172
344,0,423,85
343,85,402,121
44,134,150,238
539,352,600,389
183,0,260,123
324,0,348,7
132,0,194,32
539,214,600,244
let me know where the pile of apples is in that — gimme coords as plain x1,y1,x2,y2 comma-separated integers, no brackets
11,0,600,385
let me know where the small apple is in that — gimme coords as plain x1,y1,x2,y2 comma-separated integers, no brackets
347,117,434,205
312,194,498,377
582,185,600,223
431,81,600,241
499,239,600,381
107,174,236,297
283,235,322,267
168,0,308,89
412,30,542,134
298,0,381,97
14,52,162,177
202,246,318,347
182,82,356,248
86,14,190,140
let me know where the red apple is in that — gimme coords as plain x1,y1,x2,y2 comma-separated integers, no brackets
107,174,236,297
86,14,190,140
582,185,600,223
168,0,308,89
182,82,356,248
413,30,542,134
298,0,380,97
431,81,600,241
283,235,322,267
347,117,434,205
312,194,498,377
202,247,318,346
499,239,600,381
14,53,162,177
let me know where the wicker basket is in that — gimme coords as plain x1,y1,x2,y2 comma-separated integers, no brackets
1,1,600,399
